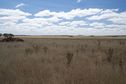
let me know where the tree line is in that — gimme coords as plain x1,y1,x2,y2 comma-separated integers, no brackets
0,33,14,38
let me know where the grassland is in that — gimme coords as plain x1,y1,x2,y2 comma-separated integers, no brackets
0,36,126,84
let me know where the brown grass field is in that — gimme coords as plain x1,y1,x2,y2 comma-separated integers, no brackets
0,36,126,84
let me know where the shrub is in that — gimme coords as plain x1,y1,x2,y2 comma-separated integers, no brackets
66,52,73,65
105,48,114,63
32,44,40,53
25,48,33,56
43,46,48,53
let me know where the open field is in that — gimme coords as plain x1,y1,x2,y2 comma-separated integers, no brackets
0,36,126,84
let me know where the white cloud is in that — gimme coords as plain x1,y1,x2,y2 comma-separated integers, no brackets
21,17,62,28
0,8,126,35
0,8,31,16
15,3,25,8
34,10,54,17
87,9,119,20
87,9,126,25
0,9,31,24
90,22,105,28
35,8,102,20
76,0,82,3
59,21,87,27
108,12,126,25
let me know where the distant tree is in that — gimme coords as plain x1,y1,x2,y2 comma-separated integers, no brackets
3,33,14,39
0,33,2,37
9,33,14,38
3,33,9,38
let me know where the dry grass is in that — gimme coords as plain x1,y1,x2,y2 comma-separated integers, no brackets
0,36,126,84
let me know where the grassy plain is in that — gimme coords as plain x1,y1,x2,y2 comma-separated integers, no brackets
0,36,126,84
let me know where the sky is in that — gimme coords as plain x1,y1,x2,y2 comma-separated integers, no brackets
0,0,126,35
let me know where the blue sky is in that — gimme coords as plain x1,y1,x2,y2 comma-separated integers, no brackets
0,0,126,12
0,0,126,35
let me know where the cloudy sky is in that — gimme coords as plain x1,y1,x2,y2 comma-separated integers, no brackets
0,0,126,35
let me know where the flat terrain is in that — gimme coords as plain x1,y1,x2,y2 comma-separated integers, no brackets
0,36,126,84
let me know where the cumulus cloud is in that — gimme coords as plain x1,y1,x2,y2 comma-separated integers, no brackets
108,12,126,25
87,9,126,25
15,3,25,8
59,21,87,28
76,0,82,3
0,8,126,35
21,17,62,28
35,8,102,20
0,9,31,24
0,8,31,16
90,22,105,28
88,9,115,19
